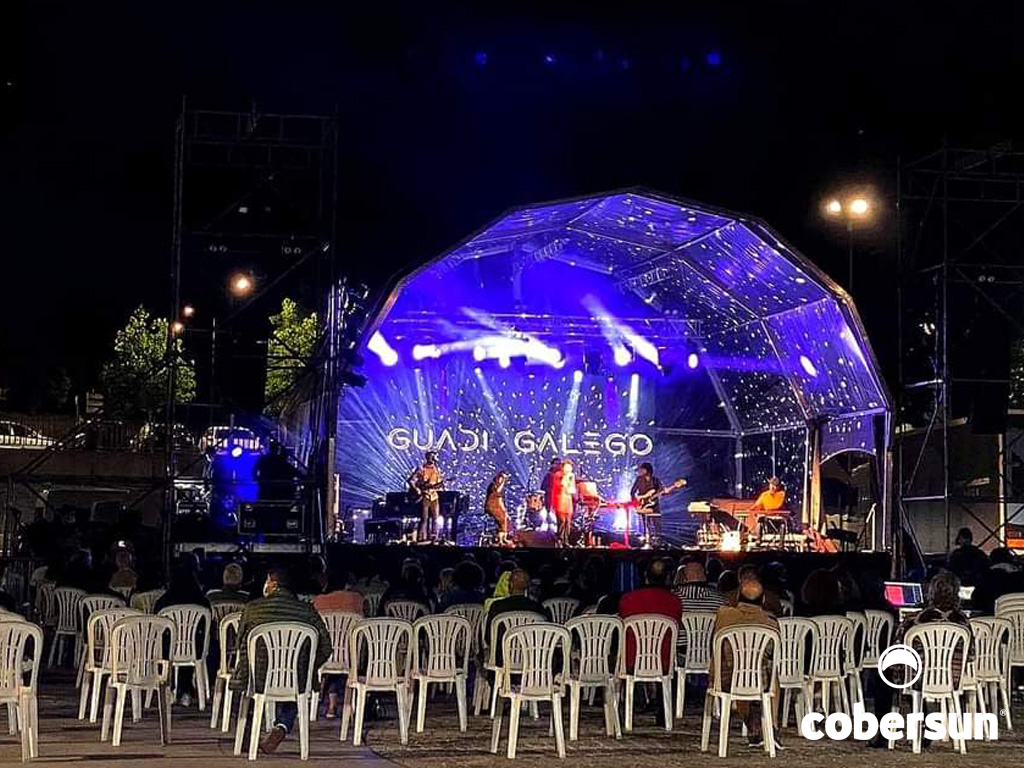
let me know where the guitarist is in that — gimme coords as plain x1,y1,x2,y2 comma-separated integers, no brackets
631,462,664,547
408,451,444,542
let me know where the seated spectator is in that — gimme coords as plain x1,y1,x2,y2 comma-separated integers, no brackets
728,564,782,615
595,560,641,615
435,567,455,605
231,564,332,754
108,549,138,593
0,560,18,613
155,555,211,707
380,559,434,614
312,570,364,615
206,562,250,604
946,527,990,587
484,569,545,664
619,558,681,672
440,560,485,610
893,570,973,688
799,568,844,617
673,561,726,613
712,577,779,747
716,569,738,597
570,555,607,609
972,547,1024,614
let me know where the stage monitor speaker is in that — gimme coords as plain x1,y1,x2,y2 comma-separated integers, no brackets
238,500,304,537
515,530,557,548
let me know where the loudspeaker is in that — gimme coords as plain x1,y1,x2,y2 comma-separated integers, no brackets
238,500,304,537
515,530,558,548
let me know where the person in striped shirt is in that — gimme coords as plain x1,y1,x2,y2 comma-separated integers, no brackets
673,561,727,613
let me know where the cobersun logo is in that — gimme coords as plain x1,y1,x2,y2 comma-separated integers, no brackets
800,643,998,743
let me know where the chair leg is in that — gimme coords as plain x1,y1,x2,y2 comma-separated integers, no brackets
339,686,353,742
455,677,468,732
569,682,580,741
781,688,792,729
222,687,235,733
718,694,732,758
297,694,310,761
18,694,30,762
29,692,39,759
101,681,114,742
700,693,713,752
951,694,967,755
489,671,501,718
624,678,634,732
310,689,320,723
911,692,923,754
676,671,686,720
762,694,776,758
132,688,142,723
164,684,174,740
210,678,224,729
112,686,127,747
233,694,251,756
157,683,168,746
46,633,57,669
196,664,207,711
78,671,91,720
416,678,428,733
248,694,265,760
999,680,1013,731
607,681,622,739
552,695,566,759
506,697,522,759
490,695,505,754
661,678,673,732
397,686,409,746
353,689,367,747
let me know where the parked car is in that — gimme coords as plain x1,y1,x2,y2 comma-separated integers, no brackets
131,422,197,453
0,420,55,449
199,425,262,453
68,420,130,450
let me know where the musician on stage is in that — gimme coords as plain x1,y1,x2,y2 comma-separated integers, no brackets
550,459,576,547
408,451,443,542
631,462,664,547
485,470,511,545
748,476,786,539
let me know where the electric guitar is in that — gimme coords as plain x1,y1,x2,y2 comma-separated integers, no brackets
634,478,688,514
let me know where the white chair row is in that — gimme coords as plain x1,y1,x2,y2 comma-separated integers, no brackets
0,617,42,762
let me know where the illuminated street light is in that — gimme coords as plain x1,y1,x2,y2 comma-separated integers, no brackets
170,320,185,335
230,273,254,296
182,305,195,318
826,199,843,215
820,192,876,293
849,197,870,216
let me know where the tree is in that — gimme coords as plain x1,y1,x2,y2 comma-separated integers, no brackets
265,298,319,416
99,306,196,418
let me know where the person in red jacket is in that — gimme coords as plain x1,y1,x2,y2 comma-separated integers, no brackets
619,558,682,671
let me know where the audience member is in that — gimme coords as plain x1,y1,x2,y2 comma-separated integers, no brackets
155,555,211,707
619,558,681,673
973,547,1024,614
440,560,485,610
312,569,364,614
673,561,726,613
716,569,739,596
206,562,250,604
484,569,545,664
799,568,843,617
946,527,989,587
108,549,137,593
232,564,332,755
595,560,641,614
380,559,434,613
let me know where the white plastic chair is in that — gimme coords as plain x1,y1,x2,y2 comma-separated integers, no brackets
675,611,716,719
620,614,677,733
34,581,55,628
384,600,429,622
346,618,414,746
412,615,471,732
47,587,85,668
779,598,794,617
862,609,894,670
0,619,42,761
158,604,212,710
777,617,814,728
1006,609,1024,711
566,614,622,740
891,622,970,754
110,585,134,603
101,615,175,747
310,610,359,734
211,601,246,626
700,624,780,758
209,612,242,731
130,589,165,615
482,611,544,717
76,594,125,687
543,598,580,625
808,615,852,717
995,593,1024,616
489,623,570,759
233,622,318,760
844,611,868,706
78,607,139,723
361,591,385,618
444,603,485,658
968,616,1011,737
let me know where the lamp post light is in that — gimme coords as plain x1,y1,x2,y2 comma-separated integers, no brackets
823,195,872,292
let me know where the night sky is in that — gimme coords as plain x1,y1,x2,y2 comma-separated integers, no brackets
3,2,1023,398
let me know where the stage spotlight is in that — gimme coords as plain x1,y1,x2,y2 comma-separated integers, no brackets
613,345,632,367
412,344,441,360
826,199,842,215
627,373,640,423
799,354,819,377
498,355,511,369
573,369,584,383
687,352,700,369
849,197,870,216
473,345,486,361
368,331,399,366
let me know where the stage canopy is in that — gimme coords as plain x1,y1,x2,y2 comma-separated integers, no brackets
342,189,891,545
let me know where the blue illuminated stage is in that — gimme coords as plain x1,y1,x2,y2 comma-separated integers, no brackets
337,189,892,549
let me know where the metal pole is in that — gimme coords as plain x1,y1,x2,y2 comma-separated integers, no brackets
847,219,855,293
942,145,952,554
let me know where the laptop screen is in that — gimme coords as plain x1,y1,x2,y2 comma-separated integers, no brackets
884,581,924,608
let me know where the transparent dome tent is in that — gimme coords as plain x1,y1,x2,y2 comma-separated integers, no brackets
344,189,892,548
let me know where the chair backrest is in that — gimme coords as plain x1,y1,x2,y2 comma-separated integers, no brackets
995,593,1024,616
211,601,246,626
248,621,319,697
443,604,485,656
110,615,175,688
710,624,780,698
318,610,360,673
80,594,126,635
362,591,385,618
110,585,134,602
216,612,243,676
777,617,815,686
350,618,413,687
679,611,717,673
809,615,852,679
845,611,868,671
779,598,794,617
0,620,43,698
130,589,166,614
502,623,570,698
384,600,429,623
566,615,622,683
863,609,894,666
971,616,1011,682
158,604,212,662
413,615,471,678
905,621,971,697
86,607,140,670
487,611,544,669
54,587,86,633
623,614,678,679
543,597,580,624
1002,610,1024,664
35,581,56,626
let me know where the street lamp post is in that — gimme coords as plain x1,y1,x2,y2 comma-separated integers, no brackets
824,196,871,293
